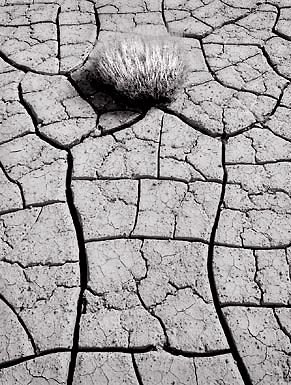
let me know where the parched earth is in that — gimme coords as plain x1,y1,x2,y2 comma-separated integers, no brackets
0,0,290,384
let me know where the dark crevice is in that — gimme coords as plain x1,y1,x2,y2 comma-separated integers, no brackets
0,21,55,28
270,3,281,35
129,179,141,237
181,31,209,40
0,202,66,219
18,83,66,151
221,303,291,309
0,49,29,73
191,15,213,30
0,348,71,370
18,83,40,127
85,234,138,243
0,161,26,208
0,207,25,216
163,346,232,358
0,50,58,76
214,241,291,250
131,354,144,385
78,346,156,353
0,294,38,355
184,158,210,181
99,110,148,136
219,0,255,10
74,345,234,359
160,175,222,184
260,45,291,81
67,128,98,149
84,0,101,51
253,254,264,305
0,131,36,146
269,2,291,41
74,175,214,185
263,123,291,144
157,115,163,179
268,81,290,117
56,7,61,73
172,212,178,239
136,298,169,350
66,151,88,385
158,105,219,138
193,360,199,385
273,309,291,343
3,259,78,269
85,234,210,245
273,29,291,41
172,235,210,244
93,3,101,42
161,0,169,33
225,122,264,139
83,0,101,47
207,134,252,385
81,294,87,314
226,159,291,166
25,200,66,208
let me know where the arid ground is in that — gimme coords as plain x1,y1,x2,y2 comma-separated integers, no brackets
0,1,290,384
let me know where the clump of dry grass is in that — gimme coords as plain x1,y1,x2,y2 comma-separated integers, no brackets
93,34,188,104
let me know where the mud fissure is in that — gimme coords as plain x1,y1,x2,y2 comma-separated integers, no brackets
207,133,252,385
66,151,88,385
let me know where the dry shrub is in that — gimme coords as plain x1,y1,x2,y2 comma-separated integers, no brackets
93,34,188,104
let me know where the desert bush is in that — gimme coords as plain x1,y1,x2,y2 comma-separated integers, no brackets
93,34,188,104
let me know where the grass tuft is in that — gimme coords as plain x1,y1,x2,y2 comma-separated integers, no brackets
93,34,188,105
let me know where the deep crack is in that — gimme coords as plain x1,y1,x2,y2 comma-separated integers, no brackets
0,161,26,209
207,132,252,385
0,294,38,357
66,151,88,385
131,353,144,385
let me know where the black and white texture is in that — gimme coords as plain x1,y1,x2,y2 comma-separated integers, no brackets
0,1,290,384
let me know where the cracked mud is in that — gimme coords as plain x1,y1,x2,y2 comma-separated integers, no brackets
0,1,290,384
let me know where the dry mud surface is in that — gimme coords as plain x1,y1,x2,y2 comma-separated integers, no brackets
0,0,291,384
